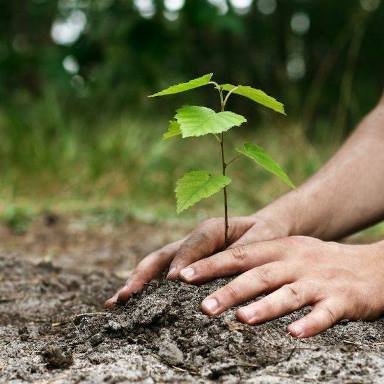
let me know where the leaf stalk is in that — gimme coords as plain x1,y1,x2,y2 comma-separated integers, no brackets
226,155,241,167
223,86,239,109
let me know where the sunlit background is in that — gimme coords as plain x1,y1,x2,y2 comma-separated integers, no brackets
0,0,383,228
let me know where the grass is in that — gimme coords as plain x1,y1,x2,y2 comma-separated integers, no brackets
1,95,383,241
0,111,325,216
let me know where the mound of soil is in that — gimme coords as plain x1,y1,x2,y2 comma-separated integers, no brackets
1,255,384,383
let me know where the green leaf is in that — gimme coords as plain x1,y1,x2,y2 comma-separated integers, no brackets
175,106,246,138
175,170,231,213
221,84,286,115
237,143,295,188
149,73,213,97
162,120,181,140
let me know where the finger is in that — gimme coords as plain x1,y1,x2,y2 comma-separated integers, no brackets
167,217,254,279
201,261,296,316
179,239,287,284
105,292,120,309
236,281,319,324
287,299,344,338
104,239,183,308
104,269,134,307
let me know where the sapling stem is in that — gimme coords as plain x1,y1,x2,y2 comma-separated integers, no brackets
217,85,230,248
220,132,229,248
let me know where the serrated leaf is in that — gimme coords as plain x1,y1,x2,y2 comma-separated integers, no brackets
149,73,213,97
175,170,231,213
237,143,295,188
163,120,181,140
175,106,246,138
221,84,285,115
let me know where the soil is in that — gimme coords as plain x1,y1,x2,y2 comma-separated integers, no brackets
1,214,384,383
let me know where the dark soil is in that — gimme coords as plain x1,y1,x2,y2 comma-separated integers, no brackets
1,216,384,383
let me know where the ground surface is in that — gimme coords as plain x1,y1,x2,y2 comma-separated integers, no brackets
1,214,384,383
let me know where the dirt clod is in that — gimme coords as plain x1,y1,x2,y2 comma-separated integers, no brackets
89,332,104,347
41,346,73,369
158,340,184,366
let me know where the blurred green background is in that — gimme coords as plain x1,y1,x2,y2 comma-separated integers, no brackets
0,0,383,225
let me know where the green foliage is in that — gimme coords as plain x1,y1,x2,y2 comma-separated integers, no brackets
237,143,295,188
175,170,231,213
1,206,34,235
221,84,286,115
150,72,293,222
163,120,181,140
175,106,246,138
149,74,213,97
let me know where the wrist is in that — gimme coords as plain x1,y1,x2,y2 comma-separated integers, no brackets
251,187,331,239
249,192,299,238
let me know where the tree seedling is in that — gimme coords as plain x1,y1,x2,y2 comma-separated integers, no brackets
149,73,294,247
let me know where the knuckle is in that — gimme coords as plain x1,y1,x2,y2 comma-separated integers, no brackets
178,234,205,254
198,257,215,274
326,240,340,248
199,218,220,230
321,269,339,280
228,241,247,250
333,284,353,298
272,237,291,246
322,268,354,282
186,224,220,250
281,236,323,260
259,297,274,313
126,273,141,287
230,246,249,263
351,286,377,319
156,250,171,260
163,241,179,253
194,231,210,244
223,283,242,302
301,250,322,264
252,266,272,287
321,304,338,324
142,251,168,269
300,278,323,301
281,236,310,246
132,265,146,279
283,284,302,306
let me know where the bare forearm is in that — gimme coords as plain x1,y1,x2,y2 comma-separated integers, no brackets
256,98,384,240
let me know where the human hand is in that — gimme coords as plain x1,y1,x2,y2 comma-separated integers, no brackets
178,236,384,337
105,214,290,308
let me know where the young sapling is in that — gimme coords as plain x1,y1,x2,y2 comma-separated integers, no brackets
149,73,294,248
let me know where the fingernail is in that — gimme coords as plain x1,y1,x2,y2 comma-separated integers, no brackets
105,299,115,308
288,323,305,338
180,267,195,281
105,293,118,308
202,298,219,314
166,267,177,280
